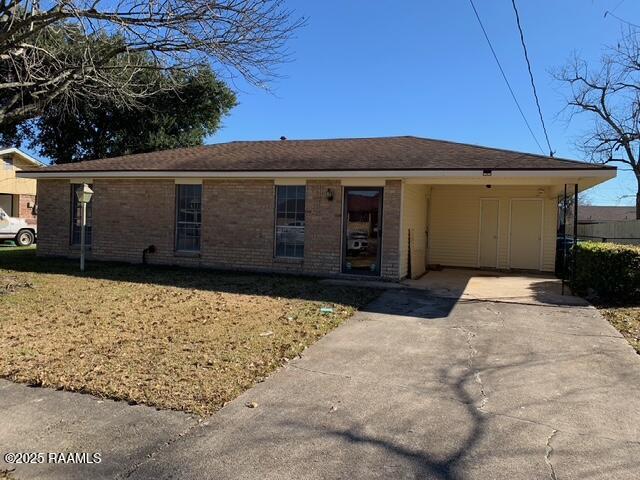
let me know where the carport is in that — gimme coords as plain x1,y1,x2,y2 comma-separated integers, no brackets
400,172,610,280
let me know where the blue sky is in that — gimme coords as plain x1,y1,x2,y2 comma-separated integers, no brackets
207,0,638,205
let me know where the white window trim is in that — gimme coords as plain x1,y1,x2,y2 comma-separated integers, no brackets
274,184,306,259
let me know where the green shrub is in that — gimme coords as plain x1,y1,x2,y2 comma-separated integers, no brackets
571,242,640,302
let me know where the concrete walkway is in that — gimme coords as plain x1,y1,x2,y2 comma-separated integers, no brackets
403,268,581,305
3,276,640,479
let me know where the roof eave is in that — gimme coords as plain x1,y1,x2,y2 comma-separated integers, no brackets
17,168,616,180
0,148,44,167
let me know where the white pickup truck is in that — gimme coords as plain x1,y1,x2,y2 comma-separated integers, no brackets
0,207,37,246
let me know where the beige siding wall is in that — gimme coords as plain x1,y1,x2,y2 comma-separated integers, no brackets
0,154,38,196
400,184,428,279
427,185,557,272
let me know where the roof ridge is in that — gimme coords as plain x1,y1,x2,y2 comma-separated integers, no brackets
226,135,413,144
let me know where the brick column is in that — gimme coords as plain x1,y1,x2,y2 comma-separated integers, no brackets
381,179,402,280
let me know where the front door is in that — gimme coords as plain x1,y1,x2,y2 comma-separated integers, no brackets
479,199,499,268
510,199,543,270
342,188,383,275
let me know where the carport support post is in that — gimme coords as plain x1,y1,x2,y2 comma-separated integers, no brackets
572,183,578,290
561,184,567,295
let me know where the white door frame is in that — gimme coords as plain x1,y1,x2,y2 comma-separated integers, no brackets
477,198,500,268
508,198,544,270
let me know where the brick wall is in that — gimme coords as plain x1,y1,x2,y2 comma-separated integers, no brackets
36,180,71,257
17,194,37,222
35,178,405,280
381,179,402,279
201,180,276,270
303,180,343,275
92,179,178,265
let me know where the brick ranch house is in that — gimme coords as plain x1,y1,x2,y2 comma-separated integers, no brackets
1,147,42,222
18,137,615,280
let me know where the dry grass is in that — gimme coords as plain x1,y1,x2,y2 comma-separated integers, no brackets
599,306,640,355
0,248,378,415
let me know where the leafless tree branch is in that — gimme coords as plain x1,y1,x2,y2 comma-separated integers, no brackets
554,29,640,218
0,0,304,127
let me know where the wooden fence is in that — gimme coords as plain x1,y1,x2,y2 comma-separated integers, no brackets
577,220,640,245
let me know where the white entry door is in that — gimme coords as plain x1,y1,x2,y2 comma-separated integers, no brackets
510,199,543,270
478,199,499,268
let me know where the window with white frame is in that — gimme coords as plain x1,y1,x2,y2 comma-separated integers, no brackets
275,185,305,258
175,184,202,251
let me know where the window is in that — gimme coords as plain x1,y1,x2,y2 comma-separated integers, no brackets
71,184,93,246
275,185,305,258
176,184,202,251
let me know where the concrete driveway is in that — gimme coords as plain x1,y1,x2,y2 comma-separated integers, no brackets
3,271,640,479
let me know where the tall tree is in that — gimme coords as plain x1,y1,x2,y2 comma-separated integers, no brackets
34,64,236,163
0,0,302,133
556,29,640,219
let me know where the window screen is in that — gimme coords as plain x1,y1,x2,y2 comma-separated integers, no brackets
71,184,93,245
176,184,202,251
275,185,305,258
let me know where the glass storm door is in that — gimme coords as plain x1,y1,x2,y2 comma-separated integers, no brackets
342,187,383,275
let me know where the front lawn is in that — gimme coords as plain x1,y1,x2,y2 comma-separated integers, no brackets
599,307,640,355
0,249,378,415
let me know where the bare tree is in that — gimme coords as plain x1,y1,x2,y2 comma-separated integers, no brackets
0,0,303,130
555,29,640,219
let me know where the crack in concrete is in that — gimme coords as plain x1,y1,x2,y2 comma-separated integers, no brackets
117,419,203,480
545,429,558,480
454,327,488,410
288,363,352,379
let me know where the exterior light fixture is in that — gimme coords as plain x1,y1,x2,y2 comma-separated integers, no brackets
76,184,93,272
482,169,492,176
325,188,334,201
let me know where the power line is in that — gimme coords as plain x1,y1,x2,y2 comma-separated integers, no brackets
510,0,554,157
604,11,640,29
467,0,545,155
609,0,627,16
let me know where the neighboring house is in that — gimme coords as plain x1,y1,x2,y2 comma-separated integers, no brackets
0,148,42,222
578,205,637,224
17,136,615,280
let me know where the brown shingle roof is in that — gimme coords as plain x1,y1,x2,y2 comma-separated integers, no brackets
28,136,613,173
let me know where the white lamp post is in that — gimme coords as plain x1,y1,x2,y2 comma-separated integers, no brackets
76,184,93,272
